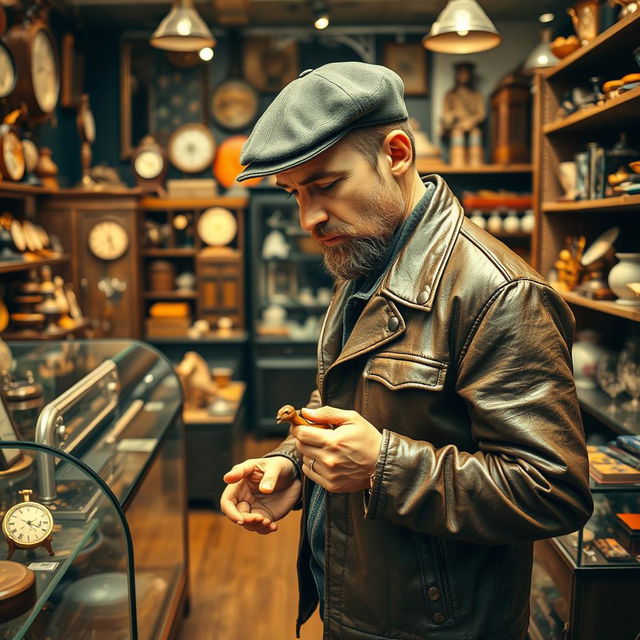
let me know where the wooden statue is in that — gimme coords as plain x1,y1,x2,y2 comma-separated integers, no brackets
176,351,217,409
440,62,486,166
276,404,330,429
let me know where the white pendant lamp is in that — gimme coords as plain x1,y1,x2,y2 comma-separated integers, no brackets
150,0,215,52
523,28,559,74
423,0,502,54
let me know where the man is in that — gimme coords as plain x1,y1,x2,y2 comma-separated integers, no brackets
221,62,593,640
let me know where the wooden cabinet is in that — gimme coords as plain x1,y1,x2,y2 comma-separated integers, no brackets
531,11,640,639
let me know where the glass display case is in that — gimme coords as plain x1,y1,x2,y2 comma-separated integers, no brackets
0,340,188,639
530,481,640,640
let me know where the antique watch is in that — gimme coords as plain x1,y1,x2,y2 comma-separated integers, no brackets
88,220,129,261
167,123,216,173
197,207,237,247
0,39,16,100
0,124,25,181
131,135,168,196
5,7,60,122
2,489,55,559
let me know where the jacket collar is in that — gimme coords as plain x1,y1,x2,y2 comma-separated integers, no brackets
318,174,464,380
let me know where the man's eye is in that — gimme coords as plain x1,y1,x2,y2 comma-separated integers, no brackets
319,181,338,191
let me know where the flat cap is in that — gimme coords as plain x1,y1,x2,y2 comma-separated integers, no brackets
237,61,408,182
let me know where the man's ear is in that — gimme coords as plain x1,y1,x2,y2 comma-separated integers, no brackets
382,130,413,177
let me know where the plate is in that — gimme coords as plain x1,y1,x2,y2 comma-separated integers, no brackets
10,219,25,252
581,226,620,266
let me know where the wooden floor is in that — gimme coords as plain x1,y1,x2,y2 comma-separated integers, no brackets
177,437,323,640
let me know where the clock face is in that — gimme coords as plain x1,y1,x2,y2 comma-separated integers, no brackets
88,220,130,261
2,501,54,546
2,129,25,181
31,30,59,114
211,80,258,131
22,139,38,173
134,149,164,179
0,42,15,99
167,124,215,173
197,207,237,247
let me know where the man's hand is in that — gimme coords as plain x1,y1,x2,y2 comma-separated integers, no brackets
291,406,383,493
220,456,301,534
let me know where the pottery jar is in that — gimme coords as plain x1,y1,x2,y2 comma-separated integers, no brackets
572,329,606,389
608,253,640,305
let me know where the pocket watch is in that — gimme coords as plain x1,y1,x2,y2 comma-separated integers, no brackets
197,207,237,247
0,124,25,181
167,123,216,173
2,489,55,560
88,220,129,261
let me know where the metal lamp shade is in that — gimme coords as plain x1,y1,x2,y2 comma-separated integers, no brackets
523,28,559,74
423,0,502,54
150,0,215,52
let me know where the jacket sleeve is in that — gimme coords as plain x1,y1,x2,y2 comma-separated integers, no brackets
365,279,594,545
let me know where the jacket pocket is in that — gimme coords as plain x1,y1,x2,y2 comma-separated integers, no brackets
415,534,456,625
364,353,447,391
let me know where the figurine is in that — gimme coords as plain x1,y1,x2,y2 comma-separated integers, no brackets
553,236,586,291
175,351,217,409
440,62,486,166
276,404,330,429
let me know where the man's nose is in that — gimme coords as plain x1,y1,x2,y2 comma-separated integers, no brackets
298,201,328,233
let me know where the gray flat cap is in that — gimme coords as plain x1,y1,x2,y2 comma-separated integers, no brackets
237,61,408,182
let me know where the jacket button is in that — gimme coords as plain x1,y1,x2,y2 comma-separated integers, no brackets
387,316,399,332
417,289,430,305
432,612,445,624
427,587,441,601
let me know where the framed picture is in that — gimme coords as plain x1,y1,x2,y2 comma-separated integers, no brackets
60,33,85,109
383,42,428,96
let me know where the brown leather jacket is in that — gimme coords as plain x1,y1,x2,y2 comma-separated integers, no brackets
272,175,593,640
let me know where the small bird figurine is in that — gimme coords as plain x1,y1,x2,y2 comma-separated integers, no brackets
276,404,330,428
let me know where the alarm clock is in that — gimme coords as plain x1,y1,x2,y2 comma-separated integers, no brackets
87,220,130,261
131,136,168,196
197,207,238,248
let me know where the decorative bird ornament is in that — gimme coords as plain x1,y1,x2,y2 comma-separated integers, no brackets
276,404,330,428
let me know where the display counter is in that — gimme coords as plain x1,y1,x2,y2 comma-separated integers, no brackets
0,340,188,639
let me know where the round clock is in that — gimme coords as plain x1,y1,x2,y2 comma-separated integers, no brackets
211,80,258,131
0,40,16,99
6,17,60,122
197,207,237,247
131,136,168,195
88,220,129,261
167,123,216,173
2,489,55,559
0,125,25,181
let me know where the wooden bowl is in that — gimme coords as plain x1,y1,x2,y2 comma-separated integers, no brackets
551,36,580,59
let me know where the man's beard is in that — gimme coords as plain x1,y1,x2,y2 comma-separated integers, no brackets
316,185,405,281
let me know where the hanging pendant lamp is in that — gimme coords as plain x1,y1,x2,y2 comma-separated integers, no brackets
523,28,559,74
423,0,502,54
150,0,215,52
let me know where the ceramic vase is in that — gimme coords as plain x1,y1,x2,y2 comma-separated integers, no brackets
608,253,640,305
572,329,606,389
503,211,520,233
487,212,503,234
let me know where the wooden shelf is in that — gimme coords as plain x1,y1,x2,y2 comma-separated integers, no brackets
143,291,197,300
0,182,48,196
557,289,640,322
142,249,197,257
542,194,640,213
0,254,70,275
1,318,90,341
545,11,640,82
577,386,640,436
544,86,640,135
139,197,248,211
416,161,532,175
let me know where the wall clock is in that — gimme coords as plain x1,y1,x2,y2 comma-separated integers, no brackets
131,135,168,195
0,124,25,181
88,220,130,261
5,8,60,122
197,207,237,248
2,489,55,559
167,123,215,173
0,39,16,100
211,80,258,131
